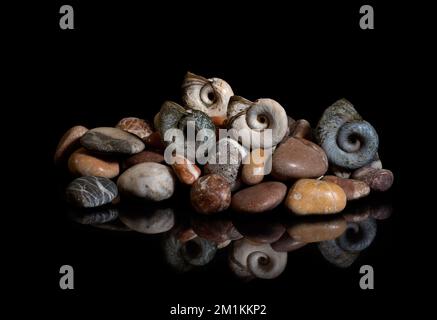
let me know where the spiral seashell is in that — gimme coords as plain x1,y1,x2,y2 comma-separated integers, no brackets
315,99,379,170
229,238,287,280
336,218,377,252
182,72,234,119
227,96,288,149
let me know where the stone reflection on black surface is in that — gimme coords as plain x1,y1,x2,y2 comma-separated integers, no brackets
66,196,393,280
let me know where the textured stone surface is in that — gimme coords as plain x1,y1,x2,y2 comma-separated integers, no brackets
54,125,88,164
287,217,347,243
81,127,145,154
272,137,328,180
123,150,165,169
352,167,394,192
116,117,153,140
322,175,370,200
285,179,347,215
231,182,287,214
117,163,175,201
66,176,118,208
190,174,231,214
68,148,119,178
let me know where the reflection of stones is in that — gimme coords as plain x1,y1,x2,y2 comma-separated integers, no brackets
286,216,347,243
229,239,287,280
233,215,285,244
369,202,393,220
336,218,377,252
318,240,360,268
191,215,242,244
92,219,132,232
66,176,118,208
271,233,306,252
162,232,217,272
119,205,175,234
231,182,287,214
344,200,393,221
67,205,119,225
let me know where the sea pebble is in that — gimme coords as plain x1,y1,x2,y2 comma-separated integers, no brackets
115,117,153,140
322,175,370,200
66,176,118,208
54,125,88,164
68,148,119,178
352,167,394,192
190,174,231,214
80,127,145,154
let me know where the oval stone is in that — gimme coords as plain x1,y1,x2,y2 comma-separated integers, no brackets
351,167,394,192
287,217,347,243
286,179,347,215
117,162,175,201
80,127,145,154
322,175,370,200
68,148,119,178
190,174,231,214
54,125,88,164
231,182,287,214
115,117,153,140
172,156,201,185
66,176,118,208
123,150,165,169
272,137,328,180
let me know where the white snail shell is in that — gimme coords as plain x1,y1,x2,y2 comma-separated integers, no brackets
182,72,234,118
227,96,288,149
229,238,287,280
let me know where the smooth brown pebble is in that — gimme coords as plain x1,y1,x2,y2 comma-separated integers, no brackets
190,174,231,214
68,148,119,178
352,167,394,192
272,137,328,180
287,217,347,243
116,117,153,140
231,182,287,214
123,151,165,169
285,179,347,215
290,119,313,140
54,125,88,164
241,149,270,185
172,156,201,185
322,175,370,200
144,131,166,150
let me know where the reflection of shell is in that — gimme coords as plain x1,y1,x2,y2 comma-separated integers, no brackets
162,232,217,272
318,240,360,268
182,72,234,118
336,218,377,252
315,99,379,170
227,96,288,149
229,239,287,280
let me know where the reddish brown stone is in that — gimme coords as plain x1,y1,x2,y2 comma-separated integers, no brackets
68,148,119,178
272,137,328,180
116,117,153,140
290,119,313,140
172,156,201,185
352,167,394,192
231,182,287,214
190,174,231,214
54,125,88,164
123,150,165,169
144,131,166,150
322,175,370,200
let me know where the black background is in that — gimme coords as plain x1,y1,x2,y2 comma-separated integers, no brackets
11,1,408,318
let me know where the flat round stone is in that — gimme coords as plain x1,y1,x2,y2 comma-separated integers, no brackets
80,127,145,154
272,137,328,180
231,182,287,214
66,176,118,208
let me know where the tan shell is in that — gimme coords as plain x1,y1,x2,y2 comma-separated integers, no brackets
182,72,234,118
